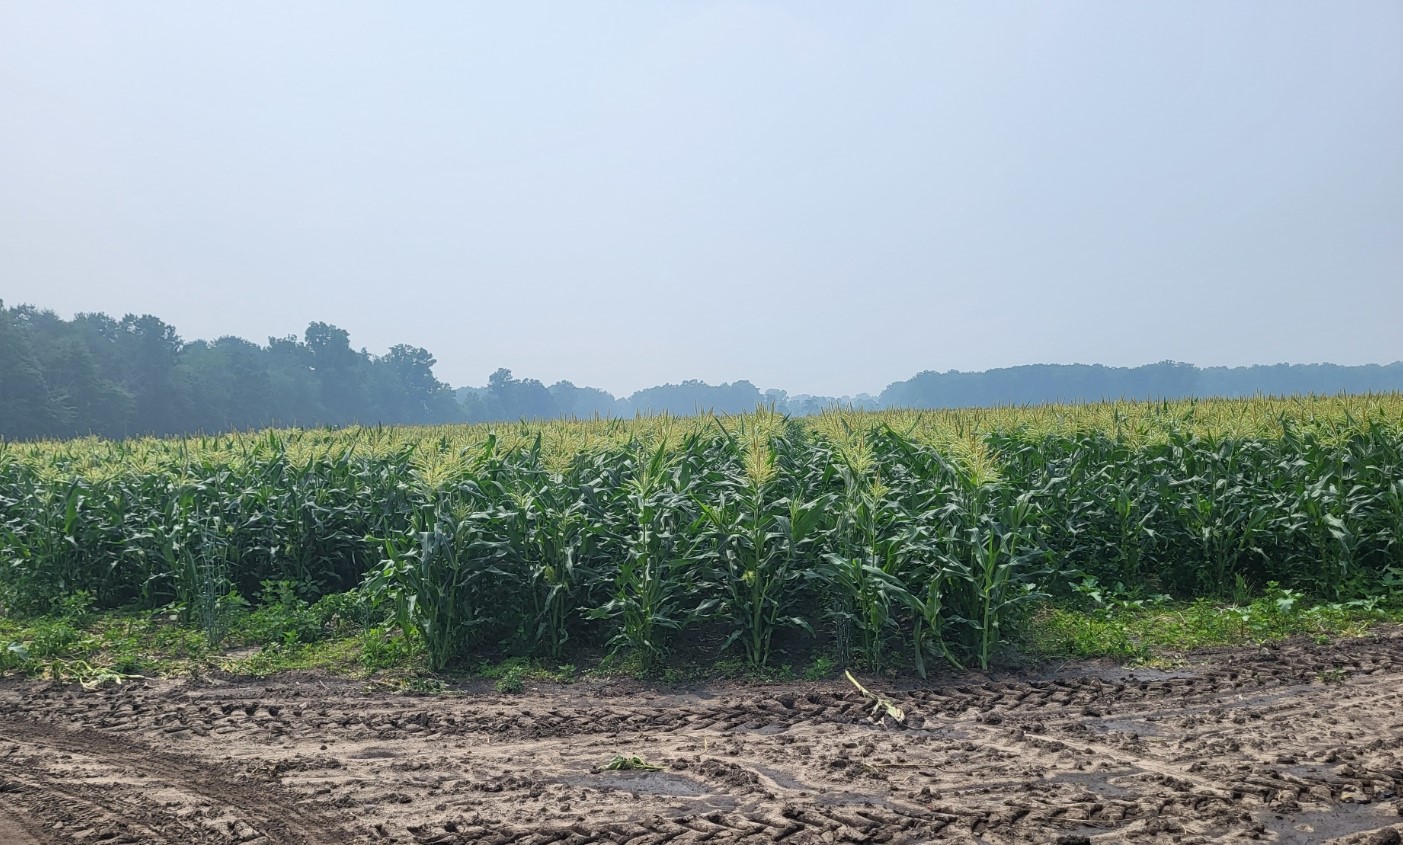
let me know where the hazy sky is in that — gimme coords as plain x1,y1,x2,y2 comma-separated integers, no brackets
3,3,1400,396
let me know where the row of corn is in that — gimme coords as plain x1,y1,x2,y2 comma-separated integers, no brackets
1,399,1400,671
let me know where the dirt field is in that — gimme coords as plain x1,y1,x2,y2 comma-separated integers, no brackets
1,631,1401,845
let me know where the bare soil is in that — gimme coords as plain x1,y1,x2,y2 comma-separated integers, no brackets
2,631,1403,845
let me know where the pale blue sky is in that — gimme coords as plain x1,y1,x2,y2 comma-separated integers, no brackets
3,2,1400,396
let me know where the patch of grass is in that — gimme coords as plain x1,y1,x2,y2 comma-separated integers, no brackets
26,618,91,659
360,626,425,672
402,677,447,694
41,658,133,689
1020,608,1152,662
0,597,397,682
1,608,195,681
600,755,663,772
709,656,749,679
1022,586,1403,663
219,636,370,678
803,653,836,681
1,641,31,673
475,657,578,690
1316,667,1350,685
494,667,525,694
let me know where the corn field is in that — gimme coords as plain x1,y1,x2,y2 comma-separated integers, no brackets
2,396,1401,672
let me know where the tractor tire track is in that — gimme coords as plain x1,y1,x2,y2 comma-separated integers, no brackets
1,629,1402,843
0,712,363,845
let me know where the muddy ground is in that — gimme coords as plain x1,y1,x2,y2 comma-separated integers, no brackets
1,632,1402,845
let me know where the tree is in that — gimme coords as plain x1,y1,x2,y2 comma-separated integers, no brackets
266,334,323,424
548,380,620,418
45,336,134,437
0,305,465,436
113,313,189,435
370,345,461,424
486,368,560,421
0,303,62,439
304,322,369,424
628,379,762,416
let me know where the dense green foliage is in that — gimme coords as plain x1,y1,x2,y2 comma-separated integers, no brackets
879,361,1403,409
2,401,1400,673
0,303,465,438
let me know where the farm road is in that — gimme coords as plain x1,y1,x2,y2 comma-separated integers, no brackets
2,632,1403,844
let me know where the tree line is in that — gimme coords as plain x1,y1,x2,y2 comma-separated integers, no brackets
877,361,1403,410
0,303,461,439
3,301,1401,441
